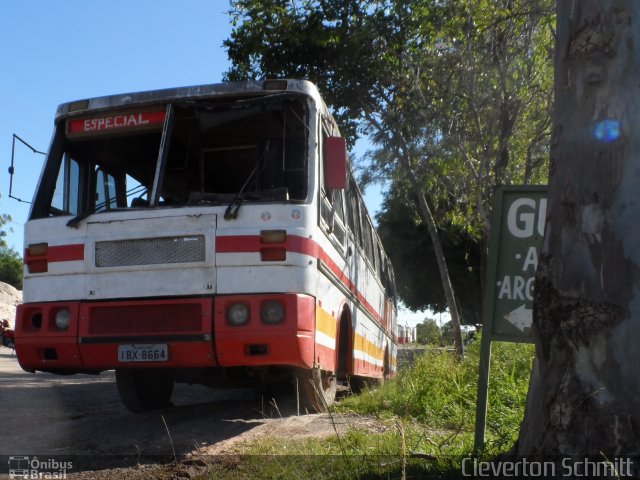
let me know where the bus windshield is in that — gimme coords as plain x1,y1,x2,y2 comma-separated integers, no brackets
35,95,309,219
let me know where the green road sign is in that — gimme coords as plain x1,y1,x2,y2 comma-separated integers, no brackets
484,185,548,342
475,185,548,454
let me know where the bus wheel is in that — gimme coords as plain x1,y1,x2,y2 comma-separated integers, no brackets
295,367,336,413
116,369,174,413
350,375,382,394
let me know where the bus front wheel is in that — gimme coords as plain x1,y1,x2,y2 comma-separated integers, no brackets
295,367,336,413
115,369,174,413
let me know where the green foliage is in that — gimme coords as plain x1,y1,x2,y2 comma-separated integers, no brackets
226,0,458,147
416,318,442,345
225,0,554,316
359,0,555,243
0,206,11,249
0,199,21,290
0,247,23,290
203,450,463,479
340,336,534,452
206,337,534,478
226,0,553,229
377,185,482,321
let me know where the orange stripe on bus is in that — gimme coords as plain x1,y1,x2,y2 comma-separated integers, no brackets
316,306,337,340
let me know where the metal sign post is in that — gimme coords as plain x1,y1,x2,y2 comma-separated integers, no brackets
474,185,548,454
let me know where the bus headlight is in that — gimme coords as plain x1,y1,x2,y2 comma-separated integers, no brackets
262,302,284,325
54,308,71,331
228,303,250,326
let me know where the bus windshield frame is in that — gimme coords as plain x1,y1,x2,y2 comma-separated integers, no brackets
29,93,311,221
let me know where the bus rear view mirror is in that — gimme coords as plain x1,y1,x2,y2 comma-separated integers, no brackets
324,136,347,190
8,134,46,204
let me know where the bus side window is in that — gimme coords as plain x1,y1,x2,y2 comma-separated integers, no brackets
360,200,374,266
374,240,382,279
51,156,80,215
321,191,346,246
95,168,117,212
346,175,362,248
332,190,347,245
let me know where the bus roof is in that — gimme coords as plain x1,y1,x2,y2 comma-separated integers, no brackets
55,79,327,122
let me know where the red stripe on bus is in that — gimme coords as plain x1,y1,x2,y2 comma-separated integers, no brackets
216,235,261,253
25,244,84,263
33,236,384,325
48,244,85,262
216,234,384,325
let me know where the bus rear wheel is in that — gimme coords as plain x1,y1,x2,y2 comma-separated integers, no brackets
295,367,336,413
116,369,174,413
350,375,382,394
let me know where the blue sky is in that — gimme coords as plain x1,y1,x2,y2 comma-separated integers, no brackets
0,0,428,326
0,0,237,250
0,0,386,248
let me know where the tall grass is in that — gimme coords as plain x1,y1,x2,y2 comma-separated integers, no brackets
202,335,535,478
340,335,534,453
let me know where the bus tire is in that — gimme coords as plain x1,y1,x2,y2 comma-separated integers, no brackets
295,367,336,413
383,347,391,380
350,375,382,394
116,369,174,413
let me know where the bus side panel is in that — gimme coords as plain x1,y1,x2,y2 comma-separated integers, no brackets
314,231,397,378
352,311,387,377
314,302,337,371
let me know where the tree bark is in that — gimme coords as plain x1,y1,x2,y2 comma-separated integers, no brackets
518,0,640,457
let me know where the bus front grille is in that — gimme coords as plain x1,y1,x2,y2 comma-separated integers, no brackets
95,235,205,267
87,303,203,334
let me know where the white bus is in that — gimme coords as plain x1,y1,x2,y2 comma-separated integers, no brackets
15,79,397,412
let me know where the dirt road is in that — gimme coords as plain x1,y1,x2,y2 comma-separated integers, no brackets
0,348,277,474
0,348,379,479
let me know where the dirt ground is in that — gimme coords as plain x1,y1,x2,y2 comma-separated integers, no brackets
0,283,387,479
0,349,383,479
0,282,20,330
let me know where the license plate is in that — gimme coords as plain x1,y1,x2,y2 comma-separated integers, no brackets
118,344,168,362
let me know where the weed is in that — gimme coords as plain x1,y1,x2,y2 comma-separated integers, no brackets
200,334,534,479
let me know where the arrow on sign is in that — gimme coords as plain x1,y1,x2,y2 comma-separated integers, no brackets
504,304,532,333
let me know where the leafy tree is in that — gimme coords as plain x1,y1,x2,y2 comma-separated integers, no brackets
377,185,482,324
440,321,455,346
225,0,554,355
0,247,23,290
415,318,442,345
0,213,10,249
0,199,22,290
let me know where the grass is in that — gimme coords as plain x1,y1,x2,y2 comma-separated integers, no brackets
199,335,535,479
341,338,534,453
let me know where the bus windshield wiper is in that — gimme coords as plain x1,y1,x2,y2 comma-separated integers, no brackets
224,140,271,220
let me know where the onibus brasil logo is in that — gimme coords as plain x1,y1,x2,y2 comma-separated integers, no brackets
8,456,73,479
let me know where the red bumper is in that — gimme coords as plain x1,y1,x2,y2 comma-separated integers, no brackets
15,294,315,372
15,298,216,371
214,293,315,369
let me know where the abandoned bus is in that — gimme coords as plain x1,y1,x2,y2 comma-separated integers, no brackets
14,80,397,413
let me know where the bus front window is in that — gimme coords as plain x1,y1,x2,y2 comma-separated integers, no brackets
33,95,309,220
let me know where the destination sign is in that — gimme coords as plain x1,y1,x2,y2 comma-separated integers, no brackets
66,110,166,137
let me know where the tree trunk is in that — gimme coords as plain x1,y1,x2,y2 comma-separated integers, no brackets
399,153,465,357
518,0,640,457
